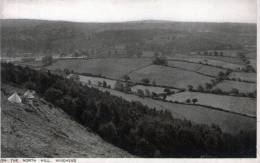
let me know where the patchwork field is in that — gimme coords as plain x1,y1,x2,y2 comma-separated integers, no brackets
129,65,214,89
166,92,256,116
229,72,256,82
197,55,243,64
96,87,256,134
214,80,256,93
168,60,225,77
47,58,153,79
168,54,246,70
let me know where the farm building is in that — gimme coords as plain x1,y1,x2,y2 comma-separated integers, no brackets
23,90,36,105
23,90,35,99
8,92,22,103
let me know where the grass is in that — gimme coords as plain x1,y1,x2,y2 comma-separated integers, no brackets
166,92,256,116
168,61,224,77
96,87,256,135
129,65,214,89
168,54,246,70
229,72,256,83
214,80,256,93
244,52,256,59
47,58,153,79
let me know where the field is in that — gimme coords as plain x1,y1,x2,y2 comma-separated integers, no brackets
131,85,179,94
168,54,246,70
129,65,214,89
214,80,256,93
249,59,256,69
244,51,256,59
168,60,224,77
47,58,153,79
166,92,256,116
78,75,117,88
96,87,256,134
229,72,256,82
193,55,243,64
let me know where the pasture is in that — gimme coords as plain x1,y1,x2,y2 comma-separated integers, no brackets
229,72,256,83
47,58,153,79
214,80,256,93
166,92,256,116
129,65,214,89
167,54,245,70
96,87,256,134
244,51,256,59
249,59,256,69
168,61,224,77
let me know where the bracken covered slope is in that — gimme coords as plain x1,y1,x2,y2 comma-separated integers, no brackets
1,84,133,158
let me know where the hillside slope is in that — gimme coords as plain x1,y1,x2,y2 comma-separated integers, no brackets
1,19,256,56
1,84,133,158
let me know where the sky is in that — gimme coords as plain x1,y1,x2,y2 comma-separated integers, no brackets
1,0,257,23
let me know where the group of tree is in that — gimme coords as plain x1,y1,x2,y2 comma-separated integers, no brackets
185,98,198,104
42,56,53,66
152,57,168,66
1,62,256,158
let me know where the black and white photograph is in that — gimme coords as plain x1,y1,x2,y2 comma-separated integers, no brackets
0,0,258,160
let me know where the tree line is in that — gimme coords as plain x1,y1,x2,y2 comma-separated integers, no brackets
1,62,256,158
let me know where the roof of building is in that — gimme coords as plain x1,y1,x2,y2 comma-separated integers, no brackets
8,92,22,103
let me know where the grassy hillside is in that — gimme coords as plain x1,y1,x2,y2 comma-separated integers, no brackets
1,19,256,56
1,84,133,157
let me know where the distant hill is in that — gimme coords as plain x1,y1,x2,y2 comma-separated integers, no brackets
1,19,256,57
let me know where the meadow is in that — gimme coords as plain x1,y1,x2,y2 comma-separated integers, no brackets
166,92,256,116
229,72,256,83
214,80,256,93
47,58,153,79
168,60,224,77
168,54,245,70
129,65,214,89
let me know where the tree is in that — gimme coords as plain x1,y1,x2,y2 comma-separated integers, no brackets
192,98,198,104
197,85,204,92
145,89,150,97
205,83,212,90
164,88,171,95
44,88,63,103
188,85,193,91
153,57,168,66
137,89,145,97
123,75,131,82
141,78,150,84
186,99,191,104
103,81,107,88
230,88,239,95
42,56,53,65
115,81,124,91
152,80,156,86
24,81,36,90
